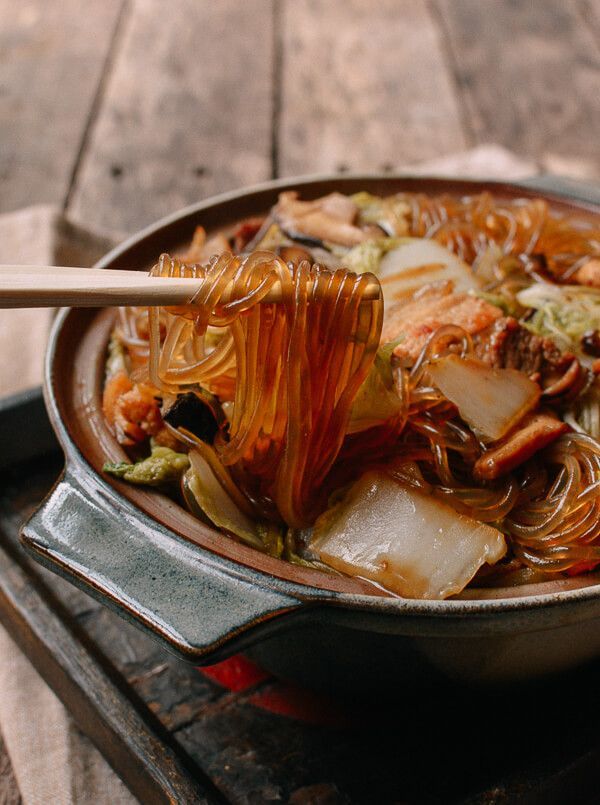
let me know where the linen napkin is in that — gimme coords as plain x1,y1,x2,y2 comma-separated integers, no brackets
0,144,541,801
0,208,134,803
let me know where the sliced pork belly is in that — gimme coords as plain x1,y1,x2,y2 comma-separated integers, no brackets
381,285,503,364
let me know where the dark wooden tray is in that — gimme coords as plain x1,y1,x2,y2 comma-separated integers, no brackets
3,390,600,803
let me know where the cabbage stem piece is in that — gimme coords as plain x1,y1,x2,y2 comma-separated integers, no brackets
310,471,506,599
428,355,540,442
187,450,264,549
376,238,479,303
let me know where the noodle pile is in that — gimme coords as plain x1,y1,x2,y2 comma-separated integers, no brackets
390,327,600,573
145,251,383,528
508,434,600,571
107,189,600,586
399,192,600,282
121,251,600,573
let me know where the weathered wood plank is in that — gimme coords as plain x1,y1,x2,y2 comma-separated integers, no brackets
277,0,467,176
0,0,124,213
77,606,223,732
435,0,600,179
68,0,274,236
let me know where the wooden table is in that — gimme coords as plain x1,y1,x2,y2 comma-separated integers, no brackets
1,0,599,238
1,2,600,801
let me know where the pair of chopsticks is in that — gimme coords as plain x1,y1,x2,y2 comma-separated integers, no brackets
0,265,381,308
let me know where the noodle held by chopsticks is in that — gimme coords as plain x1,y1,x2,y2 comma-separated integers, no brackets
146,251,383,527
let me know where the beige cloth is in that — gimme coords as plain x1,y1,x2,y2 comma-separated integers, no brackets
0,144,541,801
0,205,113,397
0,208,133,802
0,630,136,805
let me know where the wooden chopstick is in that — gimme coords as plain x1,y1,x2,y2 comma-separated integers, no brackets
0,265,382,308
0,265,205,308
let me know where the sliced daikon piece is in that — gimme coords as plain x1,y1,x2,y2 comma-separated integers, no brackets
310,471,506,599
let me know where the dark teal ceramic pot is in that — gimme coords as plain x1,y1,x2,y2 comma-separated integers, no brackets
22,175,600,691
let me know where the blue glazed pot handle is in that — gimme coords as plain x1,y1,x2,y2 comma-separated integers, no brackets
21,469,304,662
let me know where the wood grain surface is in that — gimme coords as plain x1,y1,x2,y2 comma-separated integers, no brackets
3,0,599,236
278,0,467,175
0,0,124,214
68,0,274,235
434,0,600,179
580,0,600,41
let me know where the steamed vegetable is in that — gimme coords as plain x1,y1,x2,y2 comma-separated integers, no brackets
343,238,405,275
186,450,273,551
104,445,189,486
348,339,404,433
565,378,600,438
342,230,480,303
186,450,284,556
310,471,506,599
473,289,522,318
517,282,600,361
428,355,540,442
351,192,411,236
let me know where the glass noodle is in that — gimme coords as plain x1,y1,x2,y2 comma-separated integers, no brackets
110,191,600,581
146,252,383,528
402,192,600,282
391,329,600,572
